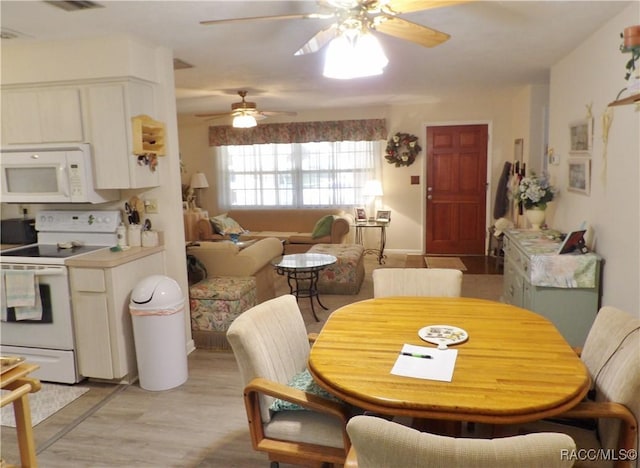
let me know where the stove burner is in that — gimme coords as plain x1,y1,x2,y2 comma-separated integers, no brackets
1,244,107,259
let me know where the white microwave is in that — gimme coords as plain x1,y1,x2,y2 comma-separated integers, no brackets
1,143,119,204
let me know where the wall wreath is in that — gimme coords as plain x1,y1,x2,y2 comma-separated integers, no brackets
385,132,422,167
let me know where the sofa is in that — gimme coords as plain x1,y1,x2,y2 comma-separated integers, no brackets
186,237,283,303
195,208,352,254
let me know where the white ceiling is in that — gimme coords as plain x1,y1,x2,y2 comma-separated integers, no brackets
1,1,632,120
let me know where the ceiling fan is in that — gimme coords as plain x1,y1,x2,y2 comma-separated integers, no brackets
200,0,467,57
195,91,298,127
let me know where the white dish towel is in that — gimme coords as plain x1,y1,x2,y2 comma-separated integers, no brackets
4,270,43,320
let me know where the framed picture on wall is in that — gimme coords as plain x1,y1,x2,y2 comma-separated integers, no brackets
568,158,591,195
376,210,391,223
355,207,367,223
569,118,592,154
514,138,524,162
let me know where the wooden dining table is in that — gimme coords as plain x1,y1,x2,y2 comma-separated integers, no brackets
308,297,590,425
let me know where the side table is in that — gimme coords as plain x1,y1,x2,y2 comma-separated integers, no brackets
271,253,337,321
354,221,388,264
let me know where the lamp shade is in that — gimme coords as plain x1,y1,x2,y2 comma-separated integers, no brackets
233,113,257,128
190,172,209,189
363,180,383,197
323,30,388,80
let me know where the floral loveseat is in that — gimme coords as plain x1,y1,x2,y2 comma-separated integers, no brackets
195,208,352,254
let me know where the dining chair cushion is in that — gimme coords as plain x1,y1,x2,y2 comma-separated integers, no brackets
347,415,576,468
265,409,346,449
372,268,463,298
270,369,341,411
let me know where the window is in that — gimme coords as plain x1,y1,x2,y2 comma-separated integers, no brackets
216,140,383,209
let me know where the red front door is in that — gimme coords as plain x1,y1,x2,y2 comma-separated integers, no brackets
425,124,488,255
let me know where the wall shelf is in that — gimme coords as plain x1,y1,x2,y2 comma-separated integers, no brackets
132,114,165,156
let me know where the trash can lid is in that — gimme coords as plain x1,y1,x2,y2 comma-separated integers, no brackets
131,275,183,310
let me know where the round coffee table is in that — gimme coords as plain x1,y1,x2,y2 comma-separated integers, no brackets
271,253,337,321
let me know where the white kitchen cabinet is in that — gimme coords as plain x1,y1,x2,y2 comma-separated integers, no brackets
503,230,602,347
1,87,84,145
1,78,160,189
85,79,160,189
69,252,164,382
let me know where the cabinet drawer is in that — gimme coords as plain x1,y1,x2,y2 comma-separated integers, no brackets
504,240,529,278
503,260,524,307
70,268,106,292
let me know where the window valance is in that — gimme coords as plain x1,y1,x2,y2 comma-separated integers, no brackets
208,119,387,146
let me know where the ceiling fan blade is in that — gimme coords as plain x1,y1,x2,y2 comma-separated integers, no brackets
384,0,471,14
374,16,449,47
200,12,333,26
294,24,339,55
195,111,231,118
260,110,299,117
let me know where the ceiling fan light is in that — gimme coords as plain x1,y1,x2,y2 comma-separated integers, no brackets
323,31,388,79
232,114,257,128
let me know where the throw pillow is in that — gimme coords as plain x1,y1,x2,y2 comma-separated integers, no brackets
269,369,341,412
222,216,245,235
210,214,227,235
311,215,334,239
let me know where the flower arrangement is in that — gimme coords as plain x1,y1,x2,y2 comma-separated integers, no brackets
518,173,556,210
385,132,421,167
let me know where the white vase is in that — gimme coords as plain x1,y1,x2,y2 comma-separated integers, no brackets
525,208,546,230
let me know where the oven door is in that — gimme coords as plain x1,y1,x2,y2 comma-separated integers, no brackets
1,264,74,350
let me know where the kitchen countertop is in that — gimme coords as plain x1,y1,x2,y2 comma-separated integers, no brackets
1,244,24,251
65,244,164,268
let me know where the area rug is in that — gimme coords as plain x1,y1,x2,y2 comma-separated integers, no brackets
424,256,468,271
1,383,89,428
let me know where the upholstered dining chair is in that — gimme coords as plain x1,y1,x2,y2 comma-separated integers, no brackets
226,294,351,468
513,306,640,468
372,268,463,298
345,415,577,468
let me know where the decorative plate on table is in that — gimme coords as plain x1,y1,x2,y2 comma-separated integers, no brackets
1,355,25,374
418,325,468,348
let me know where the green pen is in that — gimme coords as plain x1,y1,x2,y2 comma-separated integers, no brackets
401,352,433,359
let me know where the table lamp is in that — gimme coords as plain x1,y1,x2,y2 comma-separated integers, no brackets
363,179,383,219
189,172,209,210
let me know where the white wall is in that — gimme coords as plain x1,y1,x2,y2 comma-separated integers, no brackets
547,2,639,315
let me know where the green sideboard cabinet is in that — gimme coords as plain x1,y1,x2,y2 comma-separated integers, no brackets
502,229,602,347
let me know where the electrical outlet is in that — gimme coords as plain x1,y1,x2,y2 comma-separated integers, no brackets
144,199,158,214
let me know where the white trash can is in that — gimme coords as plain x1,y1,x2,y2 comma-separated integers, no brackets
130,275,188,391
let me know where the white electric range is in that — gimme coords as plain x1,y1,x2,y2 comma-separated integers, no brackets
1,210,121,383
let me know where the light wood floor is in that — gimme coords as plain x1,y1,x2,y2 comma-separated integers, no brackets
1,253,503,467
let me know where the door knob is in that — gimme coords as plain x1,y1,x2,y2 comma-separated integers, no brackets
427,195,433,200
427,187,433,192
